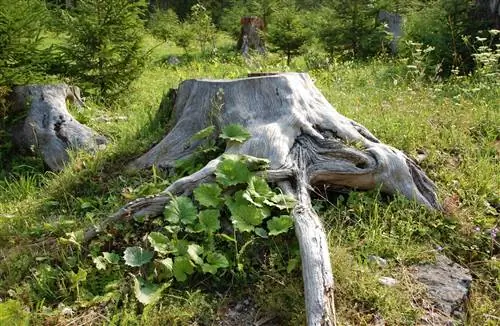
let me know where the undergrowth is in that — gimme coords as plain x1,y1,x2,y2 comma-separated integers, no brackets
0,33,498,325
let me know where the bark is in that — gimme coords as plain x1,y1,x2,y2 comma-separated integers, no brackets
237,16,266,56
97,73,439,325
11,84,107,171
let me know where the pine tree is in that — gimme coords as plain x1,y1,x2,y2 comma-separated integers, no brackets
0,0,49,85
268,6,308,65
60,0,145,101
318,0,386,59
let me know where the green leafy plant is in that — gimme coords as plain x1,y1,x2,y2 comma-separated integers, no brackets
98,125,296,304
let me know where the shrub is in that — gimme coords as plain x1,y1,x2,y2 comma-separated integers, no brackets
0,0,49,86
267,6,308,65
147,9,180,43
317,0,387,59
60,0,146,101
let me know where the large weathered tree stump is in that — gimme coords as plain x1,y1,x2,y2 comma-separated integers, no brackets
93,73,439,325
10,84,107,171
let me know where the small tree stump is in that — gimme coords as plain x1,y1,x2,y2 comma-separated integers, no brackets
11,84,107,171
92,73,440,325
237,16,266,56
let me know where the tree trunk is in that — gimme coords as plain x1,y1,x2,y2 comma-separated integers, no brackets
10,84,107,171
237,16,266,56
93,73,439,325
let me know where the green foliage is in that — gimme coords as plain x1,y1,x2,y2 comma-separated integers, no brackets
133,275,166,305
267,5,308,65
194,183,223,208
220,123,251,143
402,0,495,75
0,0,49,85
164,196,198,224
317,0,387,59
0,300,30,325
188,4,217,53
60,0,145,101
124,247,154,267
147,9,180,42
215,155,252,186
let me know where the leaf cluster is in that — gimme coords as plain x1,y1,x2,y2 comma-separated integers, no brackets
92,124,296,305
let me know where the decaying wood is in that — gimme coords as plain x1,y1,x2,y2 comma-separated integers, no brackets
11,84,107,171
237,16,266,56
91,73,439,325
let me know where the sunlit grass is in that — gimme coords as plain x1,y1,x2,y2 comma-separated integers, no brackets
0,32,498,325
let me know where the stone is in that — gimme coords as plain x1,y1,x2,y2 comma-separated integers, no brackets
411,255,472,319
367,255,388,267
378,276,398,287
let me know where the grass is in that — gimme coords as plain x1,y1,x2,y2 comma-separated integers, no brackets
0,32,499,325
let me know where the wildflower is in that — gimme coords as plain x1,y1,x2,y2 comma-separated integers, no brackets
436,246,443,251
474,226,480,232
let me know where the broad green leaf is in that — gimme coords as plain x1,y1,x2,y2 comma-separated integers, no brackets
172,239,189,256
164,196,198,225
227,191,269,232
148,232,170,254
202,252,229,274
220,124,251,143
194,183,223,208
187,244,204,265
215,157,251,186
198,209,221,233
67,268,87,286
164,225,181,234
123,247,153,267
191,125,215,141
132,275,166,305
264,193,297,210
267,215,294,236
254,227,268,238
159,257,173,272
248,176,273,198
93,256,107,270
239,154,270,171
103,252,120,264
173,256,194,282
243,176,274,207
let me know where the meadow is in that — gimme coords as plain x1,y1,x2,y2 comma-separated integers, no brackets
0,33,499,325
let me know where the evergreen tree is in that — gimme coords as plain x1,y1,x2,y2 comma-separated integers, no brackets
318,0,386,59
0,0,49,85
268,6,308,65
60,0,145,101
148,9,180,42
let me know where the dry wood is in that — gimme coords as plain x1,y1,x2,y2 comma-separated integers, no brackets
92,73,439,325
11,84,106,171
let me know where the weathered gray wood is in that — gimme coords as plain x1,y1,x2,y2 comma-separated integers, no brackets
11,84,107,171
102,73,440,325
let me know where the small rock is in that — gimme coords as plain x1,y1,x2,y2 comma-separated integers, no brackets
378,276,398,287
411,255,472,321
61,306,74,317
167,56,181,66
367,255,388,267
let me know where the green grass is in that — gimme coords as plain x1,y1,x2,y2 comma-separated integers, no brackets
0,32,498,325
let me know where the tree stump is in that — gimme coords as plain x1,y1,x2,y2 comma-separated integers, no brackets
93,73,440,325
11,84,107,171
237,16,266,56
